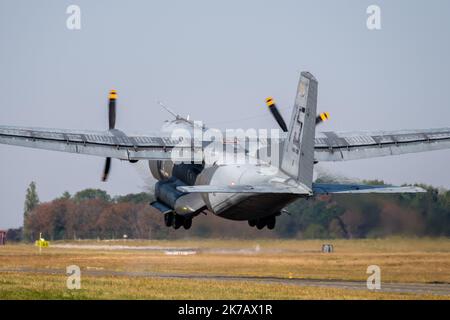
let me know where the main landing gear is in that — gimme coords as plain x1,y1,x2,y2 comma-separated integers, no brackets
248,215,277,230
164,212,192,230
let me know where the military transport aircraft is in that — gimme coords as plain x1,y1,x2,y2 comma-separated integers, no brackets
1,72,449,230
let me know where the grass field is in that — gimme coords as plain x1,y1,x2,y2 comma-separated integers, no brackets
1,237,449,299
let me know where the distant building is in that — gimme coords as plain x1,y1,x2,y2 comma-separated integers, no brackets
0,230,6,245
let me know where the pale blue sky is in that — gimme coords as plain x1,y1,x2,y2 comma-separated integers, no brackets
1,0,449,228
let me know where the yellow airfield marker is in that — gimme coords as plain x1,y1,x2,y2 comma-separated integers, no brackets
35,233,49,253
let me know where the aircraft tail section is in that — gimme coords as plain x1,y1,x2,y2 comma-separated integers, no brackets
280,72,318,189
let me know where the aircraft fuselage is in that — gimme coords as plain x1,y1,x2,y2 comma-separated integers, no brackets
196,164,300,220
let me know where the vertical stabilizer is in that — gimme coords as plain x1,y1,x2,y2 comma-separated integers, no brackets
280,72,318,189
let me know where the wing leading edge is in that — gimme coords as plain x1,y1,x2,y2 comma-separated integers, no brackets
177,184,310,194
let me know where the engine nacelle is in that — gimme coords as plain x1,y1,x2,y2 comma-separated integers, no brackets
149,160,174,181
154,177,205,216
172,163,204,185
154,177,185,209
150,158,206,216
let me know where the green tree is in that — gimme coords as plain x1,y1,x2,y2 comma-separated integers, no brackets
115,192,154,204
303,224,328,239
73,189,111,203
6,227,23,242
61,191,71,200
23,181,40,241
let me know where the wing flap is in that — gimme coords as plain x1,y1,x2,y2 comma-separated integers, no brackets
0,125,198,161
314,128,450,161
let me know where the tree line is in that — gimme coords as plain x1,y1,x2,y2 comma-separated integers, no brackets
6,181,450,241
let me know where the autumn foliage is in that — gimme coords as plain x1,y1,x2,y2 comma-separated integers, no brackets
21,184,450,241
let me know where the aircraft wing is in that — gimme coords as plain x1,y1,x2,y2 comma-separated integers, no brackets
0,125,199,161
314,128,450,161
3,125,449,163
312,183,425,194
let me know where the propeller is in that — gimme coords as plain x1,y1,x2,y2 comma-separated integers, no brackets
265,97,330,130
102,89,117,182
108,90,117,130
265,97,288,132
102,157,112,182
315,112,330,125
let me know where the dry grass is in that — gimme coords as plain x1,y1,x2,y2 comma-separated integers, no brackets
0,238,449,299
0,272,445,300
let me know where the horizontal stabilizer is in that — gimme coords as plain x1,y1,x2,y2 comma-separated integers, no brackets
177,185,309,194
312,183,426,194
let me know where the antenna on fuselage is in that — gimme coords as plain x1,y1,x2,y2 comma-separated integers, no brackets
157,100,205,130
157,100,181,120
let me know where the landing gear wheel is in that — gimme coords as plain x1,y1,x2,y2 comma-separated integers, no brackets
256,219,266,230
267,216,276,230
173,215,183,230
164,212,174,227
248,219,257,227
183,218,192,230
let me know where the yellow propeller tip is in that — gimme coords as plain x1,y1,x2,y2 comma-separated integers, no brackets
109,90,118,100
265,97,275,106
319,112,330,121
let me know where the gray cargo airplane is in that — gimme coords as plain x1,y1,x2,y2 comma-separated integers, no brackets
1,72,449,230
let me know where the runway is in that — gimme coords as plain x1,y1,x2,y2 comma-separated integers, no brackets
51,243,315,254
2,267,449,297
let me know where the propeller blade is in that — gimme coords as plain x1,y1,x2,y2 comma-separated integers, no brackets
102,89,117,182
102,157,111,182
315,112,330,125
108,90,117,130
266,97,288,132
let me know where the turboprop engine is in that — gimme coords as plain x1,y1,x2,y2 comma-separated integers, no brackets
150,162,206,218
